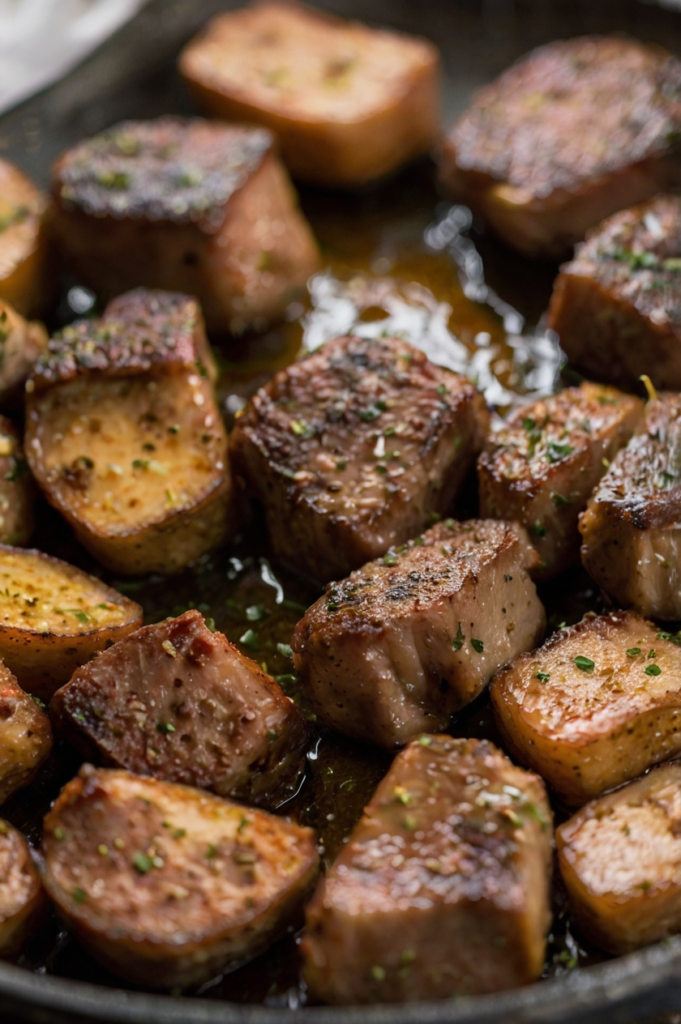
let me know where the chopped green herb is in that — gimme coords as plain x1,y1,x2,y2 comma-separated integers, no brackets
530,521,548,537
245,604,265,622
658,630,681,646
546,441,575,463
240,629,258,649
451,622,465,651
550,491,571,508
436,384,447,398
627,648,642,657
574,656,595,673
471,638,484,653
645,664,662,676
157,722,175,734
133,852,153,874
383,552,398,566
276,643,293,659
72,887,88,904
536,671,550,683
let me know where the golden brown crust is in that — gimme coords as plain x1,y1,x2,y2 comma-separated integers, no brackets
0,415,35,546
0,819,46,958
0,158,51,319
0,661,52,804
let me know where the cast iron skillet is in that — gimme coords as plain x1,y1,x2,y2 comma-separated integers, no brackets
2,1,681,1021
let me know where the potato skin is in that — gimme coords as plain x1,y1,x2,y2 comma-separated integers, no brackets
0,416,35,546
51,609,309,808
0,545,142,700
0,301,46,411
42,766,319,989
0,158,52,319
0,660,52,805
491,611,681,806
557,762,681,954
0,820,46,958
180,1,440,187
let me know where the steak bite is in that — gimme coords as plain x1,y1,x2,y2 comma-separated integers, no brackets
0,661,52,805
42,766,319,989
478,383,643,580
180,1,440,188
302,735,553,1004
0,158,50,318
50,609,308,809
292,519,544,750
25,288,239,576
548,196,681,391
580,393,681,620
0,417,35,546
440,37,681,259
51,117,319,334
0,820,46,958
0,300,46,410
557,762,681,955
491,611,681,807
230,335,489,582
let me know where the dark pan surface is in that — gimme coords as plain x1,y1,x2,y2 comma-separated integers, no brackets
2,0,681,1021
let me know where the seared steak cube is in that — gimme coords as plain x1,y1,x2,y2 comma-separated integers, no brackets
440,38,681,259
25,288,239,575
0,660,52,805
180,1,440,187
491,611,681,806
0,158,51,318
51,609,308,809
51,117,319,333
302,735,552,1004
291,518,544,749
478,383,642,580
549,196,681,391
580,393,681,620
0,820,46,958
42,766,319,989
230,335,489,582
558,761,681,954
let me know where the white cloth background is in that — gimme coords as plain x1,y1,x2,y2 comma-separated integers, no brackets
0,0,148,114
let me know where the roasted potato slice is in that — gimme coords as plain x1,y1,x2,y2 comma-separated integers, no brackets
0,820,46,958
0,300,46,410
0,660,52,804
51,609,309,808
580,393,681,620
557,761,681,954
302,736,553,1004
491,611,681,806
0,416,34,546
180,1,440,187
51,117,319,334
0,545,142,700
292,519,545,749
0,158,50,319
42,765,319,989
478,384,642,580
25,288,239,575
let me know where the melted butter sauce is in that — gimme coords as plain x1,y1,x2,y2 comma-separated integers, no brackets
7,160,607,1005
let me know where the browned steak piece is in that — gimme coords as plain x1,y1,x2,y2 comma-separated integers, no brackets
548,195,681,390
302,735,552,1004
0,819,46,957
440,38,681,259
478,383,643,579
0,660,52,805
51,117,319,333
50,610,308,809
230,335,489,582
42,766,319,989
291,519,544,749
580,393,681,620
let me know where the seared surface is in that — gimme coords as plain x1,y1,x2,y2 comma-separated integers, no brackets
180,1,440,186
441,38,681,258
491,611,681,805
0,545,142,700
549,196,681,390
580,393,681,619
478,384,642,579
0,819,45,957
0,661,52,805
26,289,237,575
51,610,308,808
0,158,49,318
292,518,544,749
0,300,46,409
558,761,681,954
230,335,489,581
42,766,319,989
51,118,319,333
0,416,34,546
302,735,552,1003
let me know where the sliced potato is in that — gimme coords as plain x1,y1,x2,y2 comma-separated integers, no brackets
557,762,681,954
0,819,46,957
41,765,319,989
0,416,34,546
26,289,240,575
0,158,51,319
490,611,681,806
0,300,46,410
0,546,142,699
0,660,52,804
